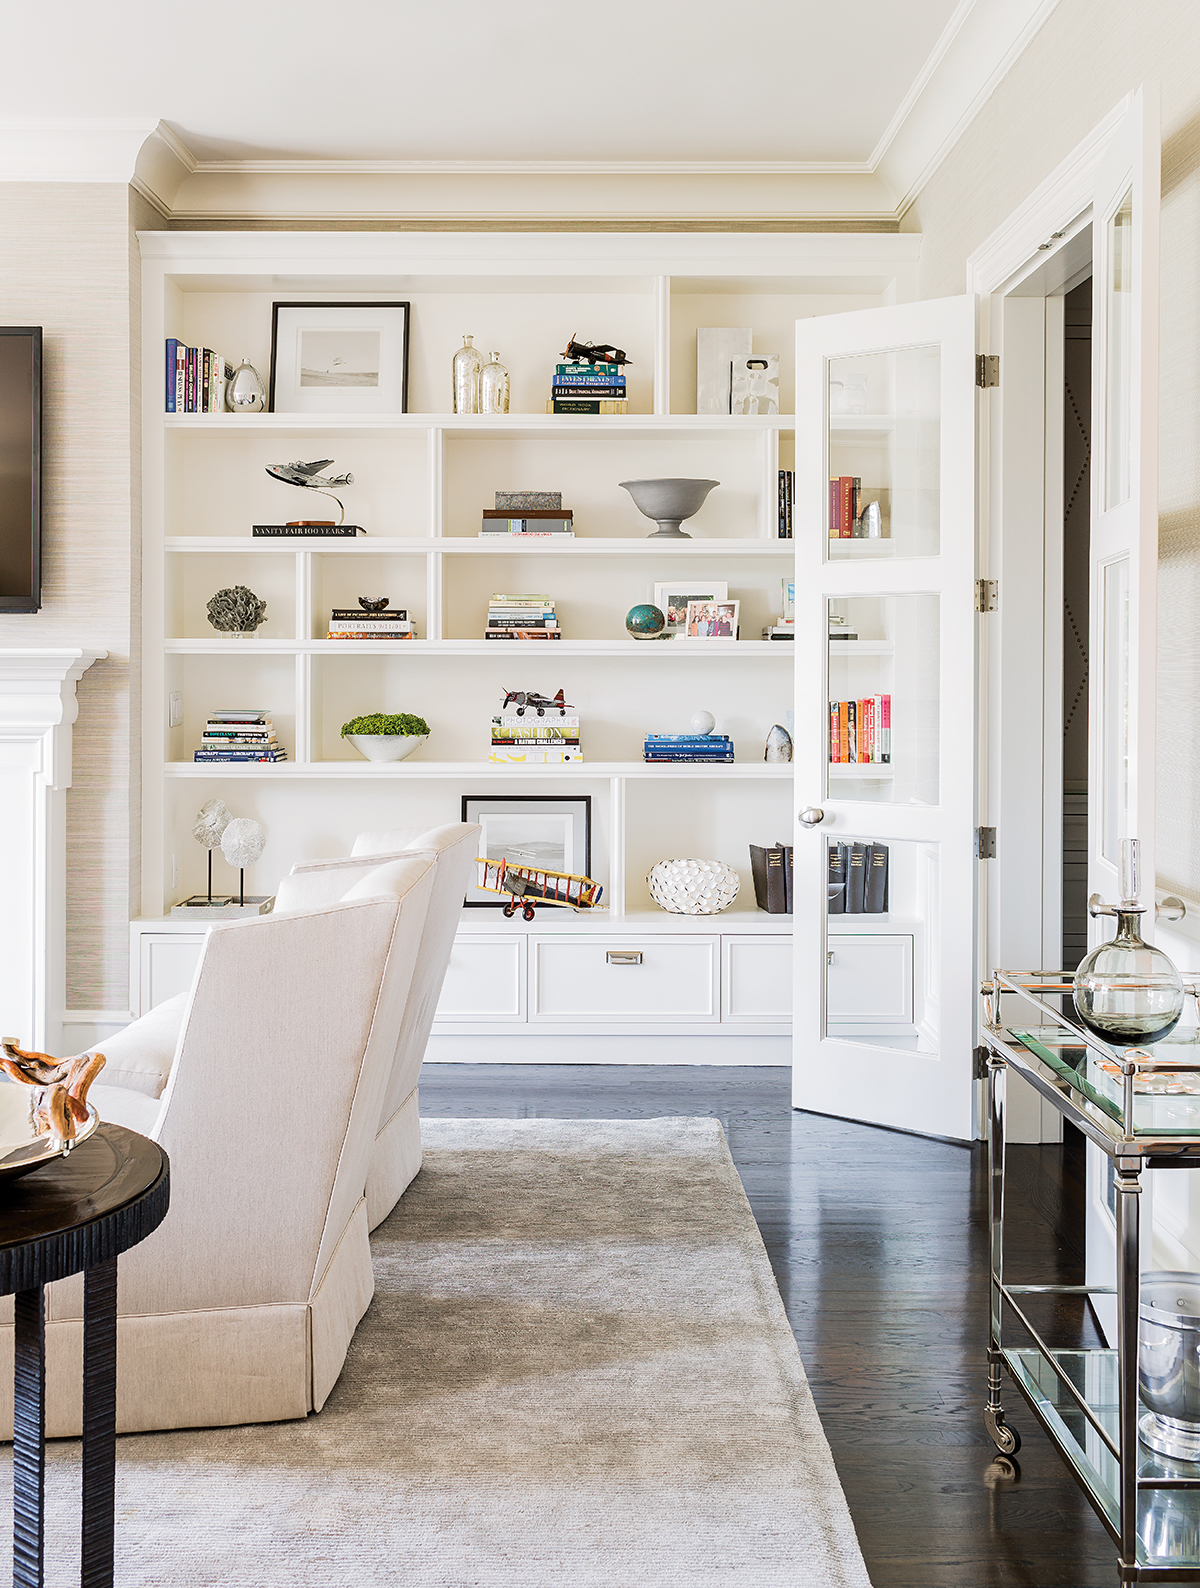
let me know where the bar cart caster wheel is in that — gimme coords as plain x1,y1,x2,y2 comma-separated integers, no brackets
985,1407,1021,1455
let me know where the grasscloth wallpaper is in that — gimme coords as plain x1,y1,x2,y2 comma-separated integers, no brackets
0,183,155,1011
901,0,1200,901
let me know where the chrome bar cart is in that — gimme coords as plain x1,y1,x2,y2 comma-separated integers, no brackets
982,970,1200,1584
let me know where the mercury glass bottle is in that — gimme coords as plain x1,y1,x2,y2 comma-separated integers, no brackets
226,357,266,413
452,335,483,415
480,351,510,415
1072,839,1185,1044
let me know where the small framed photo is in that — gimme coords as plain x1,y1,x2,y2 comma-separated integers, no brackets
684,598,739,639
652,580,728,636
269,301,410,414
461,794,592,907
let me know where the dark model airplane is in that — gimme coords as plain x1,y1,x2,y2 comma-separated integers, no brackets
265,458,354,490
561,337,630,368
501,688,574,716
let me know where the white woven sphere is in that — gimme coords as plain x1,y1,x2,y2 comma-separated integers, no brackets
220,816,266,868
191,798,231,849
647,858,740,915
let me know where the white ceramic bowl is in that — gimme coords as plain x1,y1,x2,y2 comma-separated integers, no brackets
346,733,429,763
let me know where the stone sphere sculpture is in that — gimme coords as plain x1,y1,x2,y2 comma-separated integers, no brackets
191,799,231,849
625,603,668,640
689,710,716,736
647,858,740,916
220,817,266,869
206,585,267,634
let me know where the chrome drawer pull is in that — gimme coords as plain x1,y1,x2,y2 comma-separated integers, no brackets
606,951,643,966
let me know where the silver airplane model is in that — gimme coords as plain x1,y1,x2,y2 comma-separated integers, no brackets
265,459,355,524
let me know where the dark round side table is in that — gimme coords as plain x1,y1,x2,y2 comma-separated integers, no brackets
0,1124,169,1588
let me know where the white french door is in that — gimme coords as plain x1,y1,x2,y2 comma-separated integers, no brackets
792,296,978,1141
1084,86,1161,1339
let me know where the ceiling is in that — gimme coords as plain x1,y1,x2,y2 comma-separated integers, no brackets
0,0,1060,221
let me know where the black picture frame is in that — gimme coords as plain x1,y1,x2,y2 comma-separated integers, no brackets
461,794,592,907
268,301,410,414
0,326,42,613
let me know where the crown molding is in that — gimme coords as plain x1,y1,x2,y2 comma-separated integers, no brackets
188,158,875,177
0,119,158,183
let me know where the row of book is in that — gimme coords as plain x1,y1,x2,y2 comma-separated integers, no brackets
165,340,229,414
644,733,734,763
480,511,575,539
777,470,794,539
829,841,889,914
194,710,287,763
489,709,582,763
750,843,793,914
485,593,562,640
830,696,891,764
547,361,629,416
326,607,414,640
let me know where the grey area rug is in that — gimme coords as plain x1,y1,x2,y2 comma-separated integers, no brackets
5,1117,870,1586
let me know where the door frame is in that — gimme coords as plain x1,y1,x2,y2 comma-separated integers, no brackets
966,93,1136,1144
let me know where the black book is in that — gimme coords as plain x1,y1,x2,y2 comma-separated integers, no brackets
865,842,889,914
749,845,788,913
252,524,365,538
776,841,794,914
329,608,408,620
845,842,868,914
827,842,847,914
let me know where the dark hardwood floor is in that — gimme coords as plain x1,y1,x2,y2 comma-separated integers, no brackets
417,1061,1118,1588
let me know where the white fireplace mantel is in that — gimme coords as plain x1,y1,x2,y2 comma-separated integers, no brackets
0,648,106,1054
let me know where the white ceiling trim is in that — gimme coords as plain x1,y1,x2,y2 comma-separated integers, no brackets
0,118,158,183
187,158,876,177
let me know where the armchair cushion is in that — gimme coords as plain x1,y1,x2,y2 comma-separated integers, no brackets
88,991,187,1098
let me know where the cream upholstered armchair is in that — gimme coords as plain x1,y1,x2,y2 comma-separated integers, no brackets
277,821,478,1228
0,853,436,1437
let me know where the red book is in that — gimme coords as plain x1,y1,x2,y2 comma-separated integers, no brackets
830,701,839,763
840,477,854,539
882,694,891,762
829,479,840,539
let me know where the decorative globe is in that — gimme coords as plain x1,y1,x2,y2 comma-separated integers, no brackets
647,858,740,915
626,603,668,641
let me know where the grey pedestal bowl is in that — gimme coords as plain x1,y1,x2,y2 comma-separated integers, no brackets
619,478,719,538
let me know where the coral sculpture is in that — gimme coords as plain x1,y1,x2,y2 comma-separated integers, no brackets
0,1039,106,1149
206,586,267,634
221,817,266,869
192,798,231,849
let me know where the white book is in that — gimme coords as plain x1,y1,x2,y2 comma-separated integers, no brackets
487,749,585,764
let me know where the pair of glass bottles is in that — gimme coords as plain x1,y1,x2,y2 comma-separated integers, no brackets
452,336,509,414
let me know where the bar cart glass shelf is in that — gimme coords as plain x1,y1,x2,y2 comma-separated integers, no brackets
983,969,1200,1584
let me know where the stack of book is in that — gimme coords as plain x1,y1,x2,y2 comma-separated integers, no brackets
762,623,795,641
194,710,287,763
777,470,794,539
829,475,861,538
489,707,582,763
484,593,561,640
480,510,574,539
546,361,629,416
829,696,890,764
643,733,734,763
828,841,889,913
165,340,229,414
327,607,414,640
749,843,793,913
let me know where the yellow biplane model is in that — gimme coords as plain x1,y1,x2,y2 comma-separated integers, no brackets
474,856,604,920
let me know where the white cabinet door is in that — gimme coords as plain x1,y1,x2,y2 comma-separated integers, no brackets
722,937,792,1022
437,935,526,1022
530,936,719,1023
139,934,204,1014
792,295,978,1140
1084,86,1161,1343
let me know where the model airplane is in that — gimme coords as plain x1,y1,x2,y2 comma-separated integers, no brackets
475,856,604,920
561,337,630,368
265,459,355,525
500,688,573,716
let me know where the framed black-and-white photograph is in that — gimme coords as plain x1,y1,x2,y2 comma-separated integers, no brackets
652,580,727,636
269,302,410,413
461,794,592,907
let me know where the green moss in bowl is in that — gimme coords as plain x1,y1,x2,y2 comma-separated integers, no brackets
341,713,431,762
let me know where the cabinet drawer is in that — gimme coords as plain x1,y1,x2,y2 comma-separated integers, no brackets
530,936,719,1022
722,936,792,1021
437,934,526,1021
826,934,913,1026
139,934,204,1014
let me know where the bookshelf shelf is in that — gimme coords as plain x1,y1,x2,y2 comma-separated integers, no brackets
164,412,799,439
164,537,794,556
164,760,794,780
164,638,793,656
828,764,895,780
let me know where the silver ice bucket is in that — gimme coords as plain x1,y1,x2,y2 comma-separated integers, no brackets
1140,1271,1200,1462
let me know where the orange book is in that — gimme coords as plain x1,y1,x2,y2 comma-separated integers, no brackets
830,701,840,762
838,701,850,763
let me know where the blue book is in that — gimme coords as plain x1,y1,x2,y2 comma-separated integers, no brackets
165,338,179,412
555,362,621,377
645,734,733,744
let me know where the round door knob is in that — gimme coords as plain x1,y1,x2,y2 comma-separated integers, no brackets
799,807,825,827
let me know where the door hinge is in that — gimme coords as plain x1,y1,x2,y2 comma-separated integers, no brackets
975,578,998,612
976,354,999,388
973,1045,991,1080
975,826,998,859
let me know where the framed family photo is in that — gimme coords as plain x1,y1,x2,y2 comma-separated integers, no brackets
269,301,410,413
684,598,739,639
461,794,592,907
652,580,728,637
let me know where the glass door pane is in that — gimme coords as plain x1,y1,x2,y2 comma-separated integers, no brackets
1099,555,1130,864
1104,188,1134,510
828,345,940,559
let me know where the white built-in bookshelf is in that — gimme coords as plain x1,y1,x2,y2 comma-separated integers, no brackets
138,231,920,1053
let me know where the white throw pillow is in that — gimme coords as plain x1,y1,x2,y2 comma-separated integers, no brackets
86,992,186,1098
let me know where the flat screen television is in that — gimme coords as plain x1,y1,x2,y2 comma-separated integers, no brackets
0,327,42,612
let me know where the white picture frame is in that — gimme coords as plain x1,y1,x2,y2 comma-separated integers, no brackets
652,580,728,636
270,301,410,413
